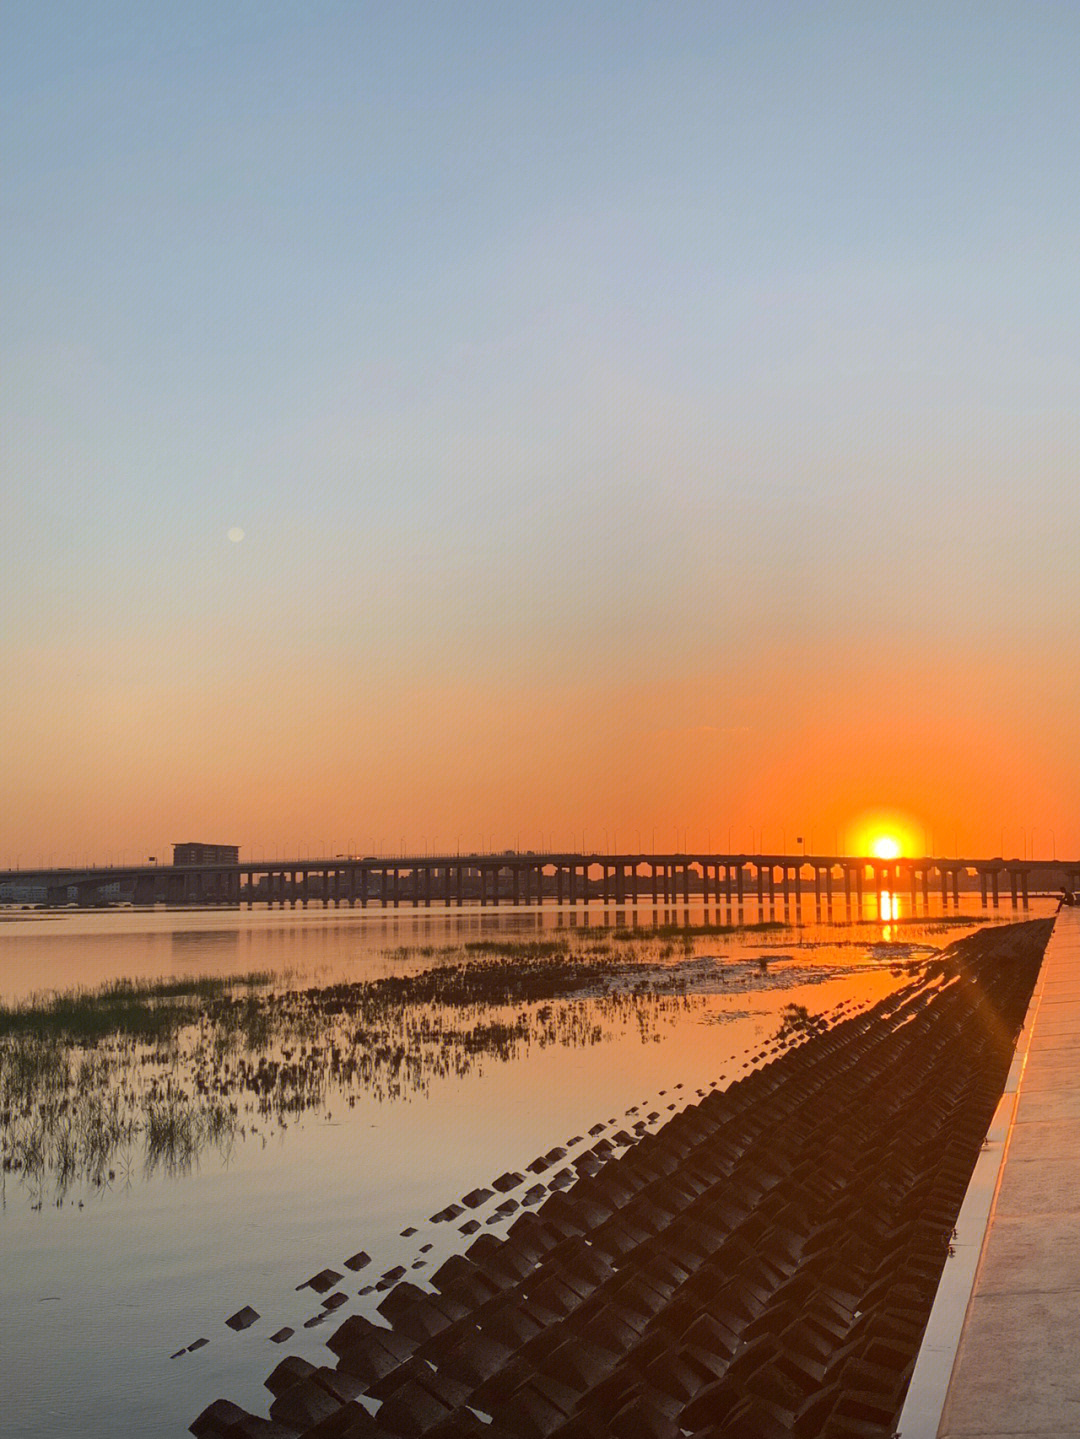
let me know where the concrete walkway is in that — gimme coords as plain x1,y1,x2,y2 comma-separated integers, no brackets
904,906,1080,1437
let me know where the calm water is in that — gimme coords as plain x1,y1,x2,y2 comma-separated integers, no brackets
0,895,1052,1438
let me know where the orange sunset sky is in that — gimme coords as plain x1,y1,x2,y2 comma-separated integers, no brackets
3,6,1079,869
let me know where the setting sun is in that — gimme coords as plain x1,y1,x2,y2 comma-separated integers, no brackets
850,811,922,860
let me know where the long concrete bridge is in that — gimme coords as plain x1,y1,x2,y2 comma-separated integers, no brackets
3,852,1078,911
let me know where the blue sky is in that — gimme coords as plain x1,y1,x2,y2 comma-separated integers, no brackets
3,3,1079,862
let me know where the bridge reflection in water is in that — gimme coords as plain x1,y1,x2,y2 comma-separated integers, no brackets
5,852,1077,913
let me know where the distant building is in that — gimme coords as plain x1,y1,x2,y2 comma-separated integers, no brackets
173,842,239,866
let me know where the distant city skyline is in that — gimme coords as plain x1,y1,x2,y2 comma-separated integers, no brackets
4,4,1079,869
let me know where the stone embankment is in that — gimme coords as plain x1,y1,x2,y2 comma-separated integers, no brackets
192,919,1051,1439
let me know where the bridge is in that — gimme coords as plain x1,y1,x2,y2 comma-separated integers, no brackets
3,852,1078,911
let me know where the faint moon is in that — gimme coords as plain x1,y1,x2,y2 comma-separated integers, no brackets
227,527,245,543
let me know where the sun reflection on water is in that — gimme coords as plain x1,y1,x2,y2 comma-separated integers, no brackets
878,889,896,938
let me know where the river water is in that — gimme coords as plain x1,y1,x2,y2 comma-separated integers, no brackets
0,893,1052,1438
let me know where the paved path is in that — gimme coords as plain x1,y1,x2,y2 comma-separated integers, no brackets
931,906,1080,1437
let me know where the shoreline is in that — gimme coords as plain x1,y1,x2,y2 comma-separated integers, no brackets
192,918,1053,1439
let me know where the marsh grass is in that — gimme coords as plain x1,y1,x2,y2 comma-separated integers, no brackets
0,972,274,1044
0,945,707,1201
613,920,788,941
5,908,960,1203
462,938,575,958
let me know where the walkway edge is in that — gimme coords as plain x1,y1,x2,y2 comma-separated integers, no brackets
894,922,1052,1439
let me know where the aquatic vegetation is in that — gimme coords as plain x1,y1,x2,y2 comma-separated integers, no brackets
0,944,707,1202
0,971,274,1044
1,910,973,1204
613,920,788,941
461,938,575,958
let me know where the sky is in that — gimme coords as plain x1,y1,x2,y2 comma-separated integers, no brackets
3,2,1079,868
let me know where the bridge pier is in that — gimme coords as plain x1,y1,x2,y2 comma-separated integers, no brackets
133,874,155,906
976,865,1002,909
1006,867,1030,910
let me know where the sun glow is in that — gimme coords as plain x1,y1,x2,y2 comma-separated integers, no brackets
850,811,921,859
